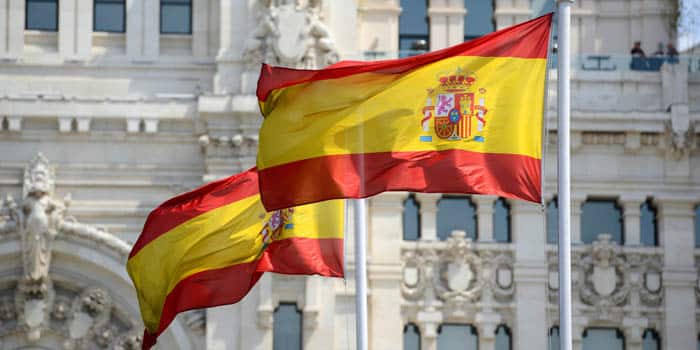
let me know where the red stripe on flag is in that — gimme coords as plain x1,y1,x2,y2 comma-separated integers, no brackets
258,150,542,211
256,13,551,102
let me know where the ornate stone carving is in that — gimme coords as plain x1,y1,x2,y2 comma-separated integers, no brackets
435,231,482,304
243,0,338,69
664,117,696,159
183,309,206,336
579,235,629,311
401,250,428,300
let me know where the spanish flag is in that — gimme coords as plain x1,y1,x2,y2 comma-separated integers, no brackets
126,168,344,349
257,14,552,210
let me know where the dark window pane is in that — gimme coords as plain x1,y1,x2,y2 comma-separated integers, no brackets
695,205,700,248
581,200,623,244
642,329,660,350
494,198,510,242
26,0,58,31
403,194,421,241
582,328,624,350
547,199,558,244
464,0,494,40
399,0,429,54
437,196,477,240
161,1,191,34
94,0,125,32
640,200,658,246
549,327,560,350
437,324,478,350
404,323,421,350
495,325,512,350
273,303,302,350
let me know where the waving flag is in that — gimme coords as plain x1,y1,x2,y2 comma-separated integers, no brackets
126,169,344,349
256,14,552,210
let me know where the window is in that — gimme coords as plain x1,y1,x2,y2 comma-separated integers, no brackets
695,205,700,248
437,196,477,240
26,0,58,31
94,0,125,32
404,323,421,350
640,199,658,246
642,329,660,350
549,327,560,350
403,194,421,241
547,198,558,244
494,198,511,242
581,200,624,244
464,0,494,40
495,325,512,350
160,0,192,34
399,0,429,56
273,303,302,350
582,328,625,350
437,324,478,350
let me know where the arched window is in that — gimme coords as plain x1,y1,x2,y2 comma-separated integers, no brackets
464,0,494,41
642,329,660,350
495,324,512,350
437,196,477,240
582,328,625,350
404,323,421,350
640,199,658,246
581,199,624,244
273,303,302,350
547,198,558,244
399,0,430,56
695,205,700,248
549,326,560,350
437,324,478,350
403,194,421,241
493,198,511,242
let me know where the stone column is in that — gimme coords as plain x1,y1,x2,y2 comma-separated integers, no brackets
474,195,497,242
415,193,440,241
192,0,210,57
127,0,158,60
142,0,159,59
74,0,93,59
658,198,697,350
1,0,25,59
58,0,76,57
369,193,404,350
476,312,501,350
428,0,466,50
214,0,247,94
304,276,336,350
512,201,548,350
620,195,644,246
358,0,401,56
493,0,530,30
571,195,585,244
417,311,441,350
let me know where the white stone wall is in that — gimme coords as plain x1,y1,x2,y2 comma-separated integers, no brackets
0,0,698,349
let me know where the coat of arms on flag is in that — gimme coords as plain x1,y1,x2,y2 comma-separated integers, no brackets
421,68,489,142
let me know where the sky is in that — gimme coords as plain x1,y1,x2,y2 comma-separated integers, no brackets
679,0,700,50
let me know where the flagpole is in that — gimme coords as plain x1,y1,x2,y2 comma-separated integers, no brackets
353,198,368,350
557,2,573,350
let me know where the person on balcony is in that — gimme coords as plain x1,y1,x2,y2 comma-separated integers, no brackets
630,41,648,70
666,43,679,64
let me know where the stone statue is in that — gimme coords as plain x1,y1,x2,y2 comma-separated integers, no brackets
19,154,65,285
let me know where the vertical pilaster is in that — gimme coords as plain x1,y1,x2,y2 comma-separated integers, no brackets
75,0,92,59
571,196,584,244
358,0,401,54
368,192,404,350
511,201,548,350
192,0,209,57
142,0,159,59
126,0,143,58
415,193,440,241
428,0,466,50
474,195,497,242
658,198,696,350
621,195,644,246
304,276,336,350
1,0,25,59
58,0,76,57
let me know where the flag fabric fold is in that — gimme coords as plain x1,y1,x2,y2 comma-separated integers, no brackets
126,168,344,349
256,14,552,211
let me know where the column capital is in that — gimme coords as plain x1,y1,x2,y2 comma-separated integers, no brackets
510,200,543,215
371,192,408,207
414,193,441,209
656,197,696,218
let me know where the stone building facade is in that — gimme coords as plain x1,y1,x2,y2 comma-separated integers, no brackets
0,0,697,349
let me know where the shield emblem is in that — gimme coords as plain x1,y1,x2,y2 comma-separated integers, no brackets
644,272,661,293
273,4,309,63
403,266,419,287
446,261,473,292
434,117,455,139
496,267,513,289
592,266,617,296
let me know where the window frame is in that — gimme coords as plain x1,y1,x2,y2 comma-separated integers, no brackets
93,0,126,33
25,0,60,32
160,0,192,35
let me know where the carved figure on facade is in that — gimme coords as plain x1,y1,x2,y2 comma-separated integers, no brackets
579,235,629,310
663,118,696,160
401,250,428,301
243,0,338,69
435,231,483,304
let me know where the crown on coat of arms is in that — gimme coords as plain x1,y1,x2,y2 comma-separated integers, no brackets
438,72,477,90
